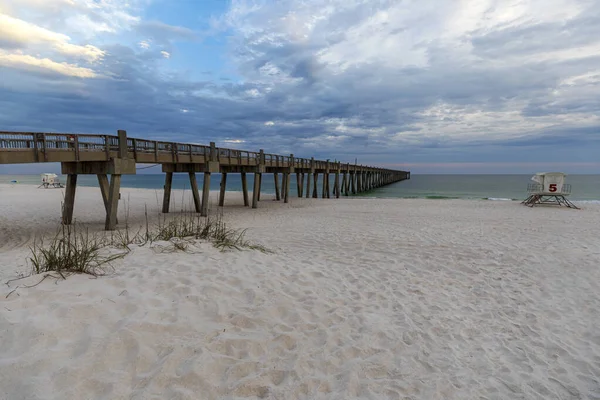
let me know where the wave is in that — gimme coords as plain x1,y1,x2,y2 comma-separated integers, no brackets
424,195,460,200
483,197,518,201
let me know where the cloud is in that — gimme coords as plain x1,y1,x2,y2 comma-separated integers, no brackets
1,0,141,37
0,13,104,62
210,0,600,160
0,0,599,172
136,20,196,41
0,51,99,78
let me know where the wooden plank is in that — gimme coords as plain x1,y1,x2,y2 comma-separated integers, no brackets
218,172,227,207
105,174,121,230
62,174,77,225
162,172,173,213
241,172,249,207
201,172,211,217
189,172,202,213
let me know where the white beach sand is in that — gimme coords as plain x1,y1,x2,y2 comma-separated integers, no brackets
1,183,599,399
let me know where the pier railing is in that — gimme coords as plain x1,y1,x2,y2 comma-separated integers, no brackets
0,131,401,173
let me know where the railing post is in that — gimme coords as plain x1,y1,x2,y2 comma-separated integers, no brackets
74,135,80,161
210,142,217,162
104,135,110,160
117,130,127,159
133,138,138,160
33,133,39,162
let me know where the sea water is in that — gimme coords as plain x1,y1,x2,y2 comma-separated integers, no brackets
1,174,599,202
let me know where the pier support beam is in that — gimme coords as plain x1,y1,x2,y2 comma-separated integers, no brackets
257,173,262,202
284,173,291,203
98,174,118,224
306,171,312,199
201,172,211,216
296,173,302,198
189,172,202,213
241,172,249,206
274,173,281,201
105,174,121,230
161,172,172,213
313,172,319,198
335,168,340,198
281,173,287,200
357,170,362,193
252,173,261,208
219,173,227,207
62,174,78,225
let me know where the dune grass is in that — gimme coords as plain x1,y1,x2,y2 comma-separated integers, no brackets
28,206,270,277
29,224,124,277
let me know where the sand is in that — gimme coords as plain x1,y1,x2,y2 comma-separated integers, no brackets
1,183,599,399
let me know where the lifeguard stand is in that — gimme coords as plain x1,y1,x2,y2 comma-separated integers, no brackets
39,173,64,188
521,172,578,209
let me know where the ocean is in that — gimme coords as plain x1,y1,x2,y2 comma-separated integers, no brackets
1,174,599,202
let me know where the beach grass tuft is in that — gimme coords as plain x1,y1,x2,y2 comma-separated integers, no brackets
152,209,271,253
29,223,125,277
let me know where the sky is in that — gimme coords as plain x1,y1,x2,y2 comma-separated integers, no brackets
0,0,599,174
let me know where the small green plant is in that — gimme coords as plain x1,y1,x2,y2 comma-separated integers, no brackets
29,223,125,277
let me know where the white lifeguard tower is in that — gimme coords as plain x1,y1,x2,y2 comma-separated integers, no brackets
39,173,64,189
521,172,578,209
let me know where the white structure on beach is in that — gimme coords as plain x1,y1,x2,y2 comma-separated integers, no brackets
39,173,63,188
522,172,578,208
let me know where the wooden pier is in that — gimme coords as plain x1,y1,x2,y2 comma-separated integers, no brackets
0,130,410,230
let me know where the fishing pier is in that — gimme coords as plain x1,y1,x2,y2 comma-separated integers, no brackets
0,130,410,230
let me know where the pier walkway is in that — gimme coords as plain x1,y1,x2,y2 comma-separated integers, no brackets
1,130,410,230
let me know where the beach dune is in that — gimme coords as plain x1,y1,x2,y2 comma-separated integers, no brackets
1,184,599,399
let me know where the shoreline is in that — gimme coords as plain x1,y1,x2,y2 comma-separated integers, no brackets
2,183,598,203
